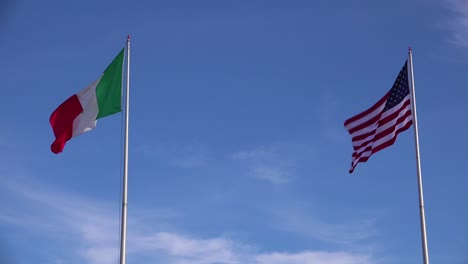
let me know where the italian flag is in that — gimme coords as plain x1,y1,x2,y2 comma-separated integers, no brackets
50,48,125,154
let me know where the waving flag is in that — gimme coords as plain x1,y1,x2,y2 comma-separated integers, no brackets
344,61,413,173
50,49,124,154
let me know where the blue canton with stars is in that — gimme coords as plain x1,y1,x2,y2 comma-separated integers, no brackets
383,61,410,111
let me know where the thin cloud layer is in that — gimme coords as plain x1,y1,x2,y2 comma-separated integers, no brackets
132,232,375,264
0,180,378,264
256,251,373,264
443,0,468,47
137,141,214,169
269,205,377,245
232,142,309,185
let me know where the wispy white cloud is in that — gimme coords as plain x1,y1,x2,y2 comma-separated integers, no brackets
137,141,213,169
255,251,374,264
315,92,348,144
232,144,300,185
169,151,212,168
132,232,250,263
269,204,377,245
138,138,319,185
250,165,291,184
2,181,121,264
0,179,379,264
233,146,291,184
442,0,468,47
80,246,118,264
130,231,375,264
231,148,276,160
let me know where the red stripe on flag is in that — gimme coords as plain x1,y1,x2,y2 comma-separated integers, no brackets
50,95,83,154
349,119,413,173
371,119,413,154
348,111,384,135
344,92,389,127
351,101,412,150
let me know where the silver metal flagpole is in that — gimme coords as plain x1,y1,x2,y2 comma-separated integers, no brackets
407,47,430,264
119,35,131,264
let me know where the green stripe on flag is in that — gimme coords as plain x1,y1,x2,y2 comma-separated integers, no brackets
96,48,124,119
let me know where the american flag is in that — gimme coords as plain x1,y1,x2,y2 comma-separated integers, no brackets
344,61,413,173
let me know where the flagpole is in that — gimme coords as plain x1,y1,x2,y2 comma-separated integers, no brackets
407,47,430,264
119,35,131,264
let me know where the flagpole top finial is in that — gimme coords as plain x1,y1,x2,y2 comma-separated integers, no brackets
409,46,412,52
127,35,131,40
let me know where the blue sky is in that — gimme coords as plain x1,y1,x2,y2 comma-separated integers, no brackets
0,0,467,263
